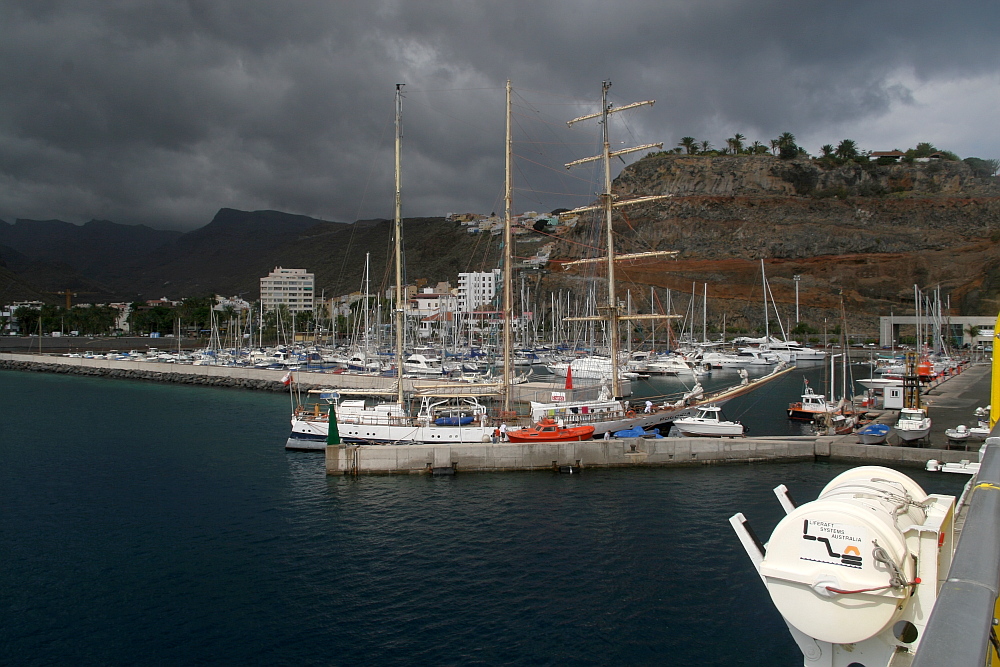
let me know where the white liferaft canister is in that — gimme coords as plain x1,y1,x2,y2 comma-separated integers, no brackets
758,467,927,645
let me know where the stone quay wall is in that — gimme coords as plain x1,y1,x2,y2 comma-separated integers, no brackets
326,436,978,475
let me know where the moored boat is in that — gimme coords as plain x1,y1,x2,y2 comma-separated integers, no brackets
787,383,840,421
645,355,696,376
856,422,890,445
287,391,495,450
612,425,663,438
673,406,744,438
506,418,595,442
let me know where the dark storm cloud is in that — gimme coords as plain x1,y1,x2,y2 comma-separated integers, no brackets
0,1,996,230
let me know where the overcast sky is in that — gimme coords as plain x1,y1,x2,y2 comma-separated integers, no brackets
1,1,997,231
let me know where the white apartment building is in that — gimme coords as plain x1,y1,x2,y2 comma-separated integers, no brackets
457,269,500,313
260,267,315,312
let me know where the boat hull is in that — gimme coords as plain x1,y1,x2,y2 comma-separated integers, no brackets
787,407,836,421
287,417,493,448
507,429,595,443
673,421,744,437
856,424,890,445
893,425,931,442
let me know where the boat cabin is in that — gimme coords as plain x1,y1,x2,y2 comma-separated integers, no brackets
897,407,928,423
693,406,723,422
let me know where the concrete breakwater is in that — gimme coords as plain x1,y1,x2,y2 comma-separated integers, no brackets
0,352,616,401
0,354,294,391
326,436,979,475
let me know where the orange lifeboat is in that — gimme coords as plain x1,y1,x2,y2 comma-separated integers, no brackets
506,418,595,443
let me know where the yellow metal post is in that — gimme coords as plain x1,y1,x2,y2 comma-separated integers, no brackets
992,311,1000,428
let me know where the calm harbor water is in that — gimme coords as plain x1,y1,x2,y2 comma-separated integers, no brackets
0,369,967,666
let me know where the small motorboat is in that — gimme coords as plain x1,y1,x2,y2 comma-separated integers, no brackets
926,459,981,475
944,424,971,443
787,383,840,421
856,422,890,445
967,421,992,441
673,406,744,438
506,418,595,443
894,407,932,444
612,425,663,439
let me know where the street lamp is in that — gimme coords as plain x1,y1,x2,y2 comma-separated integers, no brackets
793,275,801,324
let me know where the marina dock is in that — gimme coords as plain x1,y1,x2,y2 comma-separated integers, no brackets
324,362,993,475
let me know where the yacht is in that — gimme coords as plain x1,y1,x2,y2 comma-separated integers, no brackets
673,406,744,437
403,351,444,376
645,355,696,376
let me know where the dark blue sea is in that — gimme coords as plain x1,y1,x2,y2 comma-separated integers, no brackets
0,369,967,666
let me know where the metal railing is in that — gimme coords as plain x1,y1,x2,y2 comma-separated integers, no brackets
912,435,1000,667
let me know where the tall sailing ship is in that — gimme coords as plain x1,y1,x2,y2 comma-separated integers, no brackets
521,81,774,434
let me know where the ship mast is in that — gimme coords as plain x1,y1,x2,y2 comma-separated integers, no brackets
502,79,513,413
394,83,405,407
564,81,677,398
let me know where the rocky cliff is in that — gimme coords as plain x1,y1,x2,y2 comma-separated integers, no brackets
546,154,1000,332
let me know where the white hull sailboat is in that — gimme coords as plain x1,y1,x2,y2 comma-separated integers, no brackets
288,392,495,449
287,84,494,449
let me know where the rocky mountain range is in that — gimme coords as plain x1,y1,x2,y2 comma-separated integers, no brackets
1,154,998,334
0,207,504,306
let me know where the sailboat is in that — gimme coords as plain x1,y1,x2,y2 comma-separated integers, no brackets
743,260,826,362
286,84,497,449
523,81,787,435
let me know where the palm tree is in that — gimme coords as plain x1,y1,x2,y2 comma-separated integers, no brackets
677,136,698,154
777,132,796,149
820,144,835,158
835,139,859,161
700,140,713,153
731,133,745,154
13,305,40,336
749,140,767,155
965,324,980,346
769,139,780,155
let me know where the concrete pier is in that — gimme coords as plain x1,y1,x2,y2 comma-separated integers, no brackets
325,436,977,475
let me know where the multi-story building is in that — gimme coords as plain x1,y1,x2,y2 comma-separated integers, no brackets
457,269,500,313
260,267,315,312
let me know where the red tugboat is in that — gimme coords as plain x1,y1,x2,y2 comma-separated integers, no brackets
506,418,595,442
